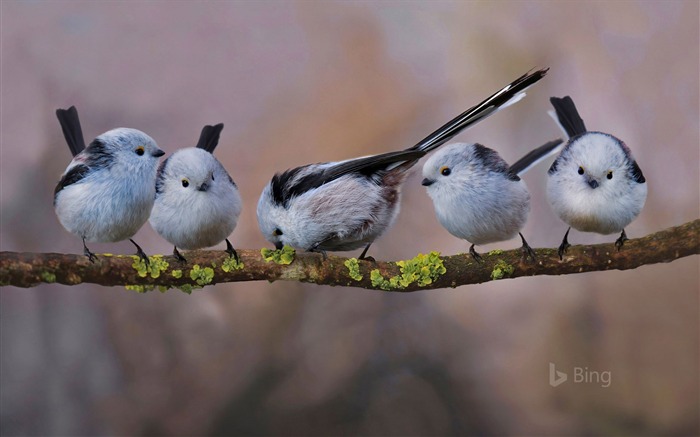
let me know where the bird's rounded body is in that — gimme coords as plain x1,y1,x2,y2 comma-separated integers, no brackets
150,147,241,250
422,142,530,246
54,128,163,243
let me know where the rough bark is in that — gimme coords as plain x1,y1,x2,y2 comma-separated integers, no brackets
1,219,698,291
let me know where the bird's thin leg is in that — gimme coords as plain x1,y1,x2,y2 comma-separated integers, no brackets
173,246,187,263
130,239,150,267
615,229,628,251
519,232,537,261
557,227,571,260
358,243,374,262
469,243,483,263
225,239,239,263
82,237,96,263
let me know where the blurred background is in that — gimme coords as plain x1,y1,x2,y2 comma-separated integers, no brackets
1,1,698,436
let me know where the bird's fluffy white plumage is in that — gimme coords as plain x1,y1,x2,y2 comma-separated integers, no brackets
422,142,530,246
547,132,647,234
150,147,241,250
54,128,163,243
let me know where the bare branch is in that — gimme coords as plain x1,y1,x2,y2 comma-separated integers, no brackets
1,219,698,291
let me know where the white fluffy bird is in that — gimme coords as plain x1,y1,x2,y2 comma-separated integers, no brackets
54,106,164,263
546,96,647,259
149,124,242,262
421,139,563,261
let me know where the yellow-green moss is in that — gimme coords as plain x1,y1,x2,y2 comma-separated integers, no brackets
40,271,56,283
369,252,446,290
221,257,244,272
261,246,295,265
125,284,156,293
177,283,202,295
171,269,183,279
131,255,169,279
344,258,363,281
189,264,214,286
490,260,515,280
487,249,504,256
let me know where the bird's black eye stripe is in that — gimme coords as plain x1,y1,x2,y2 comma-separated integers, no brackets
274,228,283,236
578,166,584,175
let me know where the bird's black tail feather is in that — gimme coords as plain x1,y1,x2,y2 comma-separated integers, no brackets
56,106,86,157
409,68,549,154
196,123,224,153
508,138,564,176
549,96,587,138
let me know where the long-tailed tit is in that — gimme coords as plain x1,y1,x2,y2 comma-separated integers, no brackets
421,139,563,261
257,68,549,259
149,124,242,262
546,96,647,259
54,106,165,263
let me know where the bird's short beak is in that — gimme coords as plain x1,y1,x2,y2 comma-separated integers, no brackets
586,177,599,189
198,182,209,192
274,241,284,250
152,149,165,158
421,178,435,187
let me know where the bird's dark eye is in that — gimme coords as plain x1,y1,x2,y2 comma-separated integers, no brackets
212,174,215,181
607,171,613,180
135,146,145,156
181,178,189,188
273,228,283,236
440,166,451,176
578,166,585,175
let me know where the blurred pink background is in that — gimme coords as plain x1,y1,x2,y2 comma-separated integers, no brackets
1,1,698,435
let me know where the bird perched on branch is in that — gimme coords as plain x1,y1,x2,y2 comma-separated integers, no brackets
546,96,647,259
54,106,164,264
149,123,242,263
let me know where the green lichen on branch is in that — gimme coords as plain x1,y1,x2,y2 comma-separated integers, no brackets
131,255,169,279
490,259,515,280
344,258,363,281
190,265,215,286
221,256,244,272
261,246,295,265
370,252,447,290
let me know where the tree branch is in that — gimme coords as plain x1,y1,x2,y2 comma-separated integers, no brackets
1,219,698,291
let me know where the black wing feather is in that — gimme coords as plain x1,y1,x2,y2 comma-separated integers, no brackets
550,96,587,138
271,149,425,208
53,164,91,203
471,143,520,181
56,106,87,157
196,123,224,153
509,139,564,176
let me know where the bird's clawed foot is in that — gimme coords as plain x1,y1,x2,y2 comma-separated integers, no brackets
130,239,150,267
173,246,187,263
469,244,483,263
615,229,628,251
82,238,96,263
557,228,571,260
519,232,537,261
225,239,239,263
358,243,375,262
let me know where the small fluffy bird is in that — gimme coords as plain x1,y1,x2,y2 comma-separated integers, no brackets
149,124,242,262
421,139,563,261
257,69,550,259
546,96,647,259
54,106,165,263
